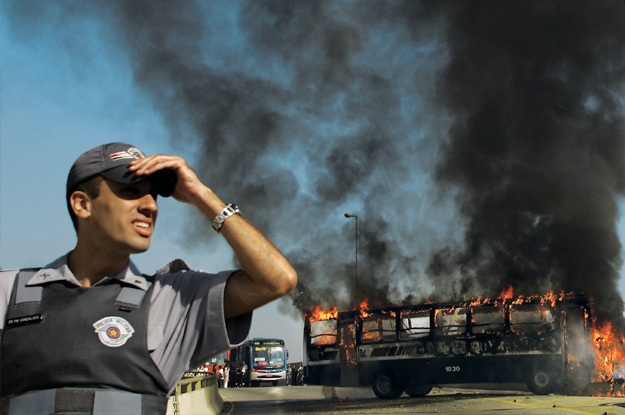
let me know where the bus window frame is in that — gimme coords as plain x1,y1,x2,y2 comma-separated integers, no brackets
309,319,338,346
509,303,556,333
361,313,397,343
434,307,467,337
399,309,431,340
471,304,506,334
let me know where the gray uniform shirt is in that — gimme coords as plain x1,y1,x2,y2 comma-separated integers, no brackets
0,254,252,395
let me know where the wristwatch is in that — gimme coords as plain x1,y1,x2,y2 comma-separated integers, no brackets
211,204,240,233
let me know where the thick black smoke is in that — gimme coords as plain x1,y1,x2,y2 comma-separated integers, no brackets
422,2,625,323
4,1,625,322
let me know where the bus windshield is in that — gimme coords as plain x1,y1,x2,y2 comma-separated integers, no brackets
252,346,285,369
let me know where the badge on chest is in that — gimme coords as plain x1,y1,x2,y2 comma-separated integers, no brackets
93,316,135,347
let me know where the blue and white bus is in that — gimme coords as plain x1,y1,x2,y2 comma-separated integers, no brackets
230,338,288,386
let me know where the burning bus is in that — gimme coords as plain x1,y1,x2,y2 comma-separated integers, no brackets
303,293,608,399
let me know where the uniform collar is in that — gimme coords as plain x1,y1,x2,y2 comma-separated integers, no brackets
26,253,149,291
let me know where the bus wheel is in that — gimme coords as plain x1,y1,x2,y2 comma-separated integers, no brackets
527,367,559,395
372,374,404,399
404,385,433,397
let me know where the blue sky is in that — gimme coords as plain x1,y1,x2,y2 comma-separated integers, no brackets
0,1,449,363
3,1,625,363
0,2,310,361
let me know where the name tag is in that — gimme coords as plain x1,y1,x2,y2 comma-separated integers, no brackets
6,314,44,327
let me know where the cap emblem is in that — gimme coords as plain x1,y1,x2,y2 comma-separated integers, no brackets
109,147,145,162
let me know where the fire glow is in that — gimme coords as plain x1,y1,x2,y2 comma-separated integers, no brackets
308,304,338,321
305,290,625,396
591,321,625,396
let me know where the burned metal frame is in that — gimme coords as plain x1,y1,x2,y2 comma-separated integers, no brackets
303,294,593,397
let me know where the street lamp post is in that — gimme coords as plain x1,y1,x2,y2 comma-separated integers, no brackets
344,213,358,309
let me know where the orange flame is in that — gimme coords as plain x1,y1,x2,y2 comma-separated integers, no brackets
339,322,357,365
540,291,560,308
308,304,338,321
305,291,625,397
469,296,485,307
500,285,514,300
358,298,372,317
590,321,625,383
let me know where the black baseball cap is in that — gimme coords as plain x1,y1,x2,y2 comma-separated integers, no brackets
66,142,177,197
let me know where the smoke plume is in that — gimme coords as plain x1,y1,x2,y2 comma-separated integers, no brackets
4,1,625,322
424,2,625,323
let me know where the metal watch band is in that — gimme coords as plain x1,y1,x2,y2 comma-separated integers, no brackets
211,203,240,233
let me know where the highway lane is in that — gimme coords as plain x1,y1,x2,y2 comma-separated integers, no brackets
219,385,625,414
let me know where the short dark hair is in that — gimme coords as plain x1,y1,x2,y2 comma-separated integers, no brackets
67,175,103,231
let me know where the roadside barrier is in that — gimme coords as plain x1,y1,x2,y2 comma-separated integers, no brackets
166,373,223,415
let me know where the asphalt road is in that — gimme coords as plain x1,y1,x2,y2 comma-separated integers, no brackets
219,385,625,414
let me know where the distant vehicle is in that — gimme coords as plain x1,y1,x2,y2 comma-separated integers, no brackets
303,294,594,399
206,351,228,371
229,338,289,386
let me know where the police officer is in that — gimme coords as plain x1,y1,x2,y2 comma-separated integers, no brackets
0,142,297,414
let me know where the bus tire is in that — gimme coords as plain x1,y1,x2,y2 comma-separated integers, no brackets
404,385,433,397
526,367,560,395
372,374,404,399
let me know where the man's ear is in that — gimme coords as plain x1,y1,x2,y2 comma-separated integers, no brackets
69,191,92,220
